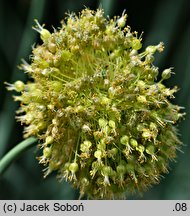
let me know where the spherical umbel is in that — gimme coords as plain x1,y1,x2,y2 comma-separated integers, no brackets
8,8,185,199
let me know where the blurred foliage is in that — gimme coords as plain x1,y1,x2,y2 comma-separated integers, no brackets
0,0,190,199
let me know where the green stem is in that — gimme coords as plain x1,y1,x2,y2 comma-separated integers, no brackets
0,137,38,176
0,0,46,158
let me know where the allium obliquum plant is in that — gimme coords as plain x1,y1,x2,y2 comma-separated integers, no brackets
5,9,184,199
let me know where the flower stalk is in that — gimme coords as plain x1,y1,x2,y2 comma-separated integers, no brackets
0,137,37,176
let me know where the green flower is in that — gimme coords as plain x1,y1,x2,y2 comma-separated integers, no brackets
7,8,185,199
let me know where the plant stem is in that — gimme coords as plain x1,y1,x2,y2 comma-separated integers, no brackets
0,0,46,158
0,137,38,176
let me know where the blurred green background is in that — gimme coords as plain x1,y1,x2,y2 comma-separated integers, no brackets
0,0,190,199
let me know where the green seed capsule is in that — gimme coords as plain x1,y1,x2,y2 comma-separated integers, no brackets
64,162,70,170
80,144,86,152
83,140,92,148
98,139,106,149
98,118,108,128
100,97,111,105
117,14,127,28
48,43,56,53
81,177,89,186
102,125,110,134
94,150,102,159
69,162,79,173
145,45,157,54
131,38,142,50
102,166,112,176
43,147,51,158
146,145,155,155
110,148,118,155
37,121,46,130
14,80,25,92
137,95,147,103
130,138,138,148
120,135,129,145
162,68,172,80
126,164,135,173
48,161,59,171
145,54,154,63
116,164,126,175
40,29,51,43
146,145,158,161
136,145,145,153
142,130,151,139
45,136,54,145
33,19,51,43
108,120,116,129
149,122,157,131
80,140,92,152
51,80,63,92
137,124,144,131
137,80,146,89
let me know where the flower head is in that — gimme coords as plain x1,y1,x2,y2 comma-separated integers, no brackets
8,8,185,199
